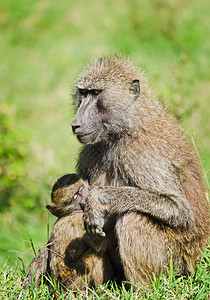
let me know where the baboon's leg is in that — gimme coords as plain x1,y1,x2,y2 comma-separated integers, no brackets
115,212,183,285
58,250,114,291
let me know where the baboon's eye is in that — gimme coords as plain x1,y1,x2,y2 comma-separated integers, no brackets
92,89,102,96
79,89,88,96
78,89,102,97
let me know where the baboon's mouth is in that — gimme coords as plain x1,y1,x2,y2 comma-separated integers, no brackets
77,132,94,138
77,131,97,144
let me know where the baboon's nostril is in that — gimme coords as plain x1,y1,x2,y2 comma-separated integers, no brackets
71,124,81,134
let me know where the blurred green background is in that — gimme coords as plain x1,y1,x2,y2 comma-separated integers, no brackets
0,0,209,267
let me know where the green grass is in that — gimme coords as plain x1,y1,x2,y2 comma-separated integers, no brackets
0,247,209,299
0,0,209,298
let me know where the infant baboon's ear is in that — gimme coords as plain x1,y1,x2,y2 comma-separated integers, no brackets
132,79,140,97
46,202,57,216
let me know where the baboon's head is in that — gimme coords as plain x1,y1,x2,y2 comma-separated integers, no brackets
72,57,149,144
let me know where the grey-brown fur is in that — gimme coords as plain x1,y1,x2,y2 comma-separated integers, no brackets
72,57,209,285
24,174,119,292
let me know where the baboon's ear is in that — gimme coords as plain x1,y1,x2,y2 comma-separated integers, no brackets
46,202,56,211
132,79,140,97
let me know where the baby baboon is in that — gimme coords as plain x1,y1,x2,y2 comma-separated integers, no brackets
72,57,209,285
24,174,118,292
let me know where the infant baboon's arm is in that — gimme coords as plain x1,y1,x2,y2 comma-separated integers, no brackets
23,247,48,288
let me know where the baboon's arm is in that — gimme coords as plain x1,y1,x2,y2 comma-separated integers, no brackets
83,186,194,237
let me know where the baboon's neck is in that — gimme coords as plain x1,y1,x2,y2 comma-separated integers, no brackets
76,135,136,186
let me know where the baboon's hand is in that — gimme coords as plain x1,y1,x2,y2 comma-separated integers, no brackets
83,187,110,238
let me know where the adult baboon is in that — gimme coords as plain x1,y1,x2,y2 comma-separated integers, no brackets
24,174,119,291
71,57,209,285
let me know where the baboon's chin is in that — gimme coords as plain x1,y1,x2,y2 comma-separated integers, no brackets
76,131,99,144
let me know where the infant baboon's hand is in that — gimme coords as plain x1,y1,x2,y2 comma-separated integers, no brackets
83,187,111,238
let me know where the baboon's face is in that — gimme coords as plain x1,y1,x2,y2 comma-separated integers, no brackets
71,79,140,144
71,87,106,144
71,58,141,144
